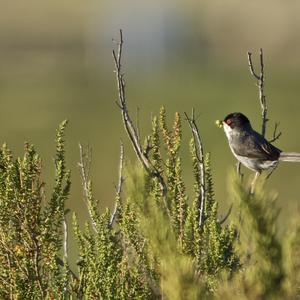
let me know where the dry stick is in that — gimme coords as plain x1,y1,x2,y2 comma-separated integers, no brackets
78,143,97,232
63,216,68,260
248,49,282,142
184,109,206,228
112,30,169,212
185,110,233,226
247,49,268,193
110,141,124,227
136,107,140,140
269,122,282,143
247,48,268,137
56,219,79,281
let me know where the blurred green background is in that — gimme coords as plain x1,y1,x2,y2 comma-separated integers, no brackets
2,0,300,224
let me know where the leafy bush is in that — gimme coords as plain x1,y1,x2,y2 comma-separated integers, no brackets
0,121,71,299
0,108,299,299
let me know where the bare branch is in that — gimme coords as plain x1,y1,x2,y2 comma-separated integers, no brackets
247,48,268,137
247,51,260,80
63,216,68,260
184,109,206,229
110,141,125,227
269,122,282,143
78,143,97,232
247,49,282,190
136,106,140,140
112,30,168,200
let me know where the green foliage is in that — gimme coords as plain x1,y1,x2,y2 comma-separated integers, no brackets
0,110,300,299
0,121,71,299
233,179,284,298
217,175,291,299
283,219,300,297
125,165,204,300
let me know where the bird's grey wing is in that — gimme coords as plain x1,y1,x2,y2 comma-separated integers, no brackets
232,131,281,160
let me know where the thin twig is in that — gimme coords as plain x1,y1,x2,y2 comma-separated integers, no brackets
136,107,140,140
110,141,125,227
184,109,206,229
247,49,267,137
247,49,278,192
112,30,168,210
78,143,97,232
63,215,68,260
268,122,282,143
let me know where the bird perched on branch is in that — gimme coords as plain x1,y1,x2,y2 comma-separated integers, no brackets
216,112,300,174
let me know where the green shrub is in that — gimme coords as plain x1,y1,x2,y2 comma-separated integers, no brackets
0,111,299,299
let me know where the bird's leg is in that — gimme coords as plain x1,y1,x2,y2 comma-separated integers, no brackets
265,164,278,180
236,162,244,181
250,171,260,195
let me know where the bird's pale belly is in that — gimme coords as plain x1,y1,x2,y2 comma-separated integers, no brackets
233,153,278,172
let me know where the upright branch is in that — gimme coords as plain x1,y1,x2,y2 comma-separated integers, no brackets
63,215,68,260
110,141,124,227
247,49,281,190
112,30,167,197
78,143,97,232
247,48,267,137
184,109,206,228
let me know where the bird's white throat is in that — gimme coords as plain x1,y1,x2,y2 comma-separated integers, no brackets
222,123,238,141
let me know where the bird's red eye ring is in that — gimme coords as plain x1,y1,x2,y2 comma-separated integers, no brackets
226,119,232,125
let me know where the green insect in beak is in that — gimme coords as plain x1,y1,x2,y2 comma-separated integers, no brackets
215,120,223,128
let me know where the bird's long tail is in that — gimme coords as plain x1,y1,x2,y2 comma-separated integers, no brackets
279,152,300,162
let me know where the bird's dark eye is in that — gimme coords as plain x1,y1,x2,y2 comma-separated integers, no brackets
226,119,232,125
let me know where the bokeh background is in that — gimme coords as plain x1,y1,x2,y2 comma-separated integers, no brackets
2,0,300,227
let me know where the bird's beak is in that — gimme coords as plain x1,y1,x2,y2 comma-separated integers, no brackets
215,120,223,128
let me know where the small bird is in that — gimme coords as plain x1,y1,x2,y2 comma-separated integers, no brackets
218,112,300,175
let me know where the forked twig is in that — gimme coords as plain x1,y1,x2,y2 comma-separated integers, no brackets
248,49,282,145
247,49,281,189
112,30,168,205
110,141,124,227
269,122,282,143
184,109,206,228
247,49,268,137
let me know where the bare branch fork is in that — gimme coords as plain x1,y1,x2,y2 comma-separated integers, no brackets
184,109,206,228
112,30,168,200
247,48,268,138
185,110,232,226
247,48,282,143
110,141,124,227
247,49,281,193
269,122,282,143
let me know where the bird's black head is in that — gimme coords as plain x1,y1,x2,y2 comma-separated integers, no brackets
223,112,251,130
